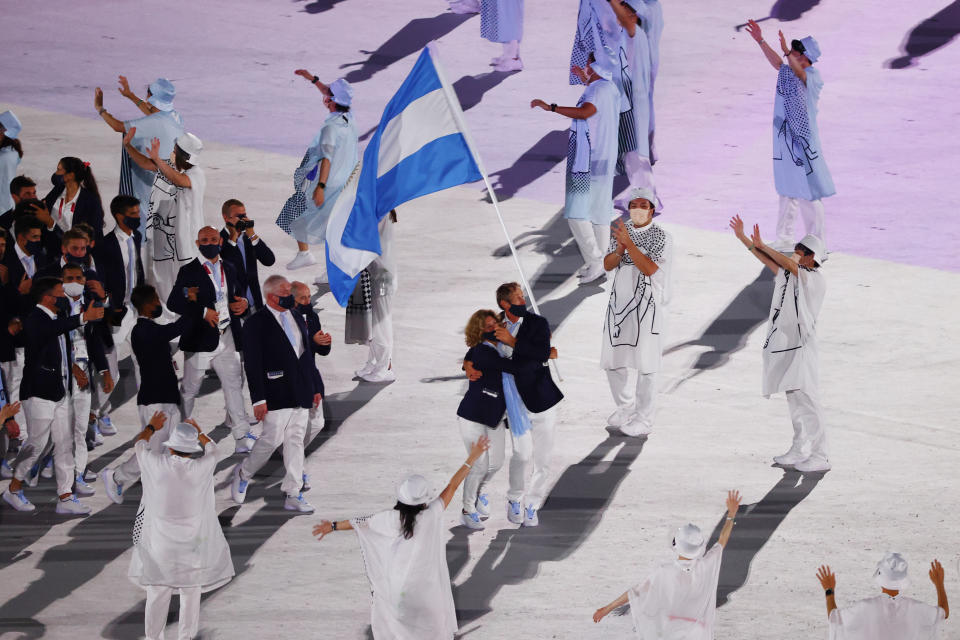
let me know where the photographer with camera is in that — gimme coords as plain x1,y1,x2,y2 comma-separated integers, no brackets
220,199,275,312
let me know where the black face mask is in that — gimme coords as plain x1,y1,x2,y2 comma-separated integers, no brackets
277,294,296,310
65,253,86,265
296,303,312,315
198,244,221,259
122,215,140,230
508,304,527,318
51,173,65,188
53,296,70,316
25,240,43,256
481,331,497,342
149,304,163,319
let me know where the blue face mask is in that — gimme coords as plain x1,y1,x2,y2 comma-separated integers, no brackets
277,294,296,310
198,244,221,259
508,304,527,318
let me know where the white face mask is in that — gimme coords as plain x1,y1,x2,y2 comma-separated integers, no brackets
629,207,652,226
62,282,84,299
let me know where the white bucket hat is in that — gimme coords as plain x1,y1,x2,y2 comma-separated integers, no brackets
329,78,354,107
397,474,430,506
175,132,203,165
589,48,617,81
797,233,825,265
875,552,910,591
162,422,203,454
147,77,176,112
672,523,706,559
0,110,22,139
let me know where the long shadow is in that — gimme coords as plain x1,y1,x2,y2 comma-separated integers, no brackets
484,130,567,203
887,1,960,68
706,469,825,606
340,13,475,84
450,430,646,624
733,0,821,31
298,0,348,14
99,383,385,639
663,268,773,391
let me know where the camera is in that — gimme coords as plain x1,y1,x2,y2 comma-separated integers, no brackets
234,218,255,232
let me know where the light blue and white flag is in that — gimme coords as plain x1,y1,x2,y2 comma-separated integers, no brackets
326,44,483,306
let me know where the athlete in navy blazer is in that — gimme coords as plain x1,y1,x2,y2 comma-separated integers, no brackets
219,227,275,310
166,256,246,353
457,342,521,428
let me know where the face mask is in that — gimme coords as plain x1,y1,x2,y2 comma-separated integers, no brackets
25,240,43,256
508,304,527,318
65,253,85,265
198,244,221,259
53,296,70,315
481,331,497,342
62,282,84,298
296,303,312,315
51,173,65,188
150,304,163,319
122,215,140,229
277,294,296,310
629,207,652,226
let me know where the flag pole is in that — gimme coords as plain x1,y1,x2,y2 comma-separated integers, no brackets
428,43,563,382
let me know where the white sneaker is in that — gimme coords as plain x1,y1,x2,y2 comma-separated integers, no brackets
301,473,311,492
98,416,117,436
286,251,317,271
83,469,98,482
231,464,249,504
620,416,652,437
507,500,524,525
773,447,806,466
1,459,13,479
490,55,506,66
56,495,92,515
461,511,485,530
313,266,329,285
494,57,523,72
101,468,124,505
235,432,257,455
575,263,591,277
40,457,54,479
794,454,831,473
360,368,396,383
449,0,480,14
579,262,606,284
2,488,35,512
74,475,96,496
607,407,634,428
284,493,315,513
355,362,376,378
523,504,539,527
475,493,490,517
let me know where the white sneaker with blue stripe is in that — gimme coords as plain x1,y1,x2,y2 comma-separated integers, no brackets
230,463,248,504
101,468,124,505
476,493,490,517
523,504,539,527
507,500,524,525
284,493,314,513
461,511,484,530
2,488,35,512
0,459,13,479
56,495,91,515
301,473,311,492
74,475,96,496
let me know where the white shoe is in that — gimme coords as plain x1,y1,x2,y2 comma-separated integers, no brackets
355,362,376,378
360,368,396,383
284,493,315,513
607,407,634,428
2,488,35,512
523,504,539,527
773,447,806,466
507,500,524,525
83,469,98,482
490,55,506,66
286,251,317,271
575,263,591,277
449,0,480,14
579,262,606,284
620,416,652,437
101,468,124,505
794,454,831,473
494,57,523,72
74,475,96,496
98,416,117,436
234,432,257,455
56,495,91,515
40,457,53,479
231,464,249,504
475,493,490,517
461,511,485,530
1,459,13,479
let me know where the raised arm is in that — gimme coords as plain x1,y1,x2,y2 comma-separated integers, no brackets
750,224,798,275
134,411,167,444
608,0,638,37
94,88,127,133
148,138,192,188
816,565,838,618
439,436,491,508
717,490,742,547
593,591,630,623
930,560,949,618
530,98,597,120
779,31,808,84
122,128,158,171
118,75,155,115
730,215,780,275
295,69,332,96
745,20,784,71
312,518,354,541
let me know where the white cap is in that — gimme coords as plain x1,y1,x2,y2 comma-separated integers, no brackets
396,474,430,506
875,552,910,591
162,422,203,454
175,132,203,164
589,49,617,81
329,78,353,107
797,233,825,265
672,523,706,559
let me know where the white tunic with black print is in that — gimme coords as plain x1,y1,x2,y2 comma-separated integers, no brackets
761,265,825,396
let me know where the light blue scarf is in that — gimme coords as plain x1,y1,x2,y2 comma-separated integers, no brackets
485,339,532,438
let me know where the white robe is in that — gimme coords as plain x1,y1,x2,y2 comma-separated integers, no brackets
829,595,945,640
128,441,234,591
761,266,825,397
351,498,457,640
145,163,206,302
628,544,723,639
0,146,20,213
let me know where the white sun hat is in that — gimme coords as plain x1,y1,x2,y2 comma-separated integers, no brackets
672,523,706,559
162,422,203,454
175,132,203,165
397,474,430,506
875,552,910,591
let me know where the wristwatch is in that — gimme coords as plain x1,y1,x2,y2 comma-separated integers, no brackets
146,424,156,433
824,589,834,596
331,521,338,531
318,182,326,190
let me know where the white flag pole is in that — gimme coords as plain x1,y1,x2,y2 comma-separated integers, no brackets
428,43,563,381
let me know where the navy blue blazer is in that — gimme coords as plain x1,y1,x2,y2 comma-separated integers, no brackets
93,228,144,323
508,312,564,413
297,306,331,357
2,247,49,319
20,306,87,402
219,229,275,310
166,258,245,353
242,307,324,410
457,342,521,428
131,315,189,406
43,185,105,242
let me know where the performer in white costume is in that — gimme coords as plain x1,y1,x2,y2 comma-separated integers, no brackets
129,416,234,640
816,554,948,640
313,438,489,640
730,215,829,472
593,490,742,638
532,54,620,283
123,129,206,304
358,212,398,383
601,187,672,436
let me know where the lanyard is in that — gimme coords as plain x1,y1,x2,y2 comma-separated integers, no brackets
203,261,226,294
58,197,76,220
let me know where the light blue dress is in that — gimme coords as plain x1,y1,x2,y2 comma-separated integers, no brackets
569,0,620,85
0,146,20,213
480,0,523,43
772,65,835,201
564,78,620,224
614,25,652,163
287,112,359,244
120,110,184,233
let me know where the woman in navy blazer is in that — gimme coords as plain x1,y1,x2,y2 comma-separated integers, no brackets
456,309,521,530
43,157,105,242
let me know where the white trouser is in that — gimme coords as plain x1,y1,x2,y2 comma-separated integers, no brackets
71,371,93,476
785,389,828,458
15,396,73,495
181,328,247,439
777,196,825,248
90,347,120,417
507,405,557,508
605,368,657,429
364,293,394,375
458,418,506,513
567,218,611,268
0,347,25,405
113,404,180,485
241,407,309,496
144,585,201,640
305,405,324,443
